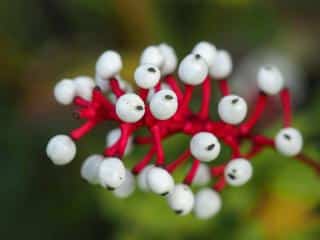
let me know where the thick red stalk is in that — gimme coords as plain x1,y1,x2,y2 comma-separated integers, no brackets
280,88,292,127
240,92,267,135
198,76,211,119
109,78,125,97
218,79,230,96
183,159,200,185
166,150,191,173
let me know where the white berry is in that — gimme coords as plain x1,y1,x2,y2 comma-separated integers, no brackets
257,66,284,95
96,50,122,80
225,158,252,186
275,127,303,156
218,95,248,125
140,45,164,68
192,41,217,67
149,89,178,120
178,54,208,85
46,135,76,165
99,157,126,190
194,188,222,219
147,167,174,195
193,163,211,186
113,170,135,198
54,79,76,105
106,128,133,156
115,93,145,123
81,154,103,184
167,184,194,216
190,132,221,162
134,64,161,89
137,165,154,192
158,43,178,75
209,50,233,79
73,76,95,101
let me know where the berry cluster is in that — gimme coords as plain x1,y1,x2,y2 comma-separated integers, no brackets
46,42,320,219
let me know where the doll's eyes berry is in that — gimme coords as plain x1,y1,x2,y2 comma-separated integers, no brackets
209,49,233,80
47,42,311,220
218,95,248,125
149,90,178,120
96,50,123,80
115,93,145,123
192,41,217,67
134,64,161,89
275,128,303,156
225,158,253,186
190,132,221,162
178,54,208,85
257,65,284,95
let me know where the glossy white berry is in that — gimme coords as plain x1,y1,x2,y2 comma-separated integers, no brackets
140,45,164,68
193,163,211,186
81,154,103,184
46,135,76,165
257,66,284,95
73,76,95,101
137,165,154,192
99,157,126,190
190,132,221,162
225,158,252,186
149,89,178,120
106,128,133,156
113,170,135,198
115,93,145,123
194,188,222,219
209,50,233,79
167,184,194,215
134,64,161,89
158,43,178,75
178,54,208,85
54,79,76,105
275,127,303,156
96,50,122,80
218,95,248,125
147,167,174,195
192,41,217,66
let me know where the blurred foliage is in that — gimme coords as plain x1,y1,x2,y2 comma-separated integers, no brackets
0,0,320,239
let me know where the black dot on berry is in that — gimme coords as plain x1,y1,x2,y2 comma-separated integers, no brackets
174,209,183,215
161,192,169,196
206,144,215,151
147,67,156,73
107,186,115,191
283,134,291,140
136,105,144,111
165,94,174,100
195,54,201,59
231,98,239,104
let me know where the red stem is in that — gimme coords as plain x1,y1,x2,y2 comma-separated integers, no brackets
183,159,200,185
199,76,211,119
151,125,165,166
240,92,267,135
166,149,191,173
218,79,230,96
280,88,292,127
70,120,98,140
109,78,125,98
132,147,156,174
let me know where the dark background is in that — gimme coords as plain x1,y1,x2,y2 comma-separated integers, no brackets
1,0,320,239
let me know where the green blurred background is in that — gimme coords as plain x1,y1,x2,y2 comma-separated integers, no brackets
1,0,320,239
